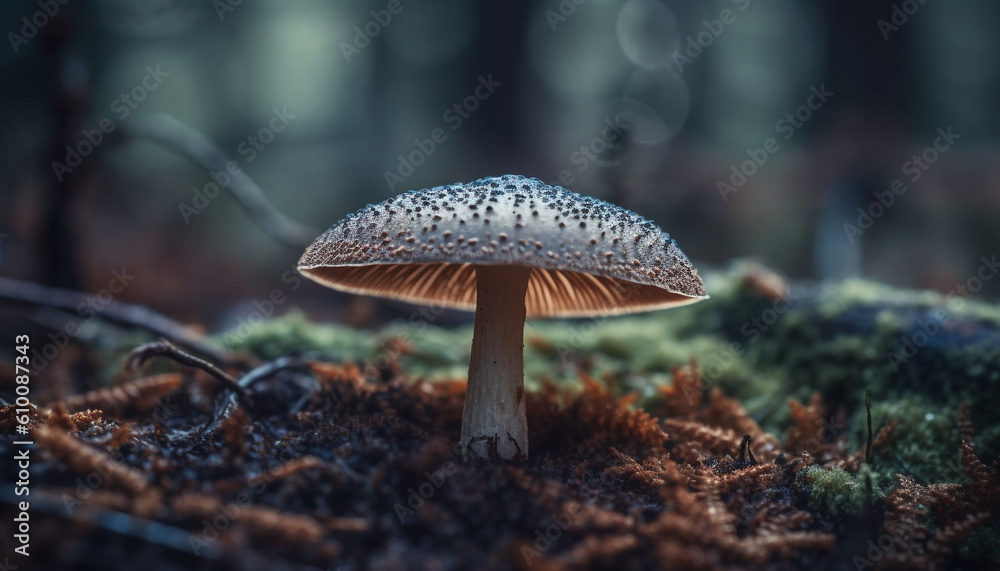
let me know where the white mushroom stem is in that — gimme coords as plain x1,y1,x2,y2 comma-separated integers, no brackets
461,265,530,461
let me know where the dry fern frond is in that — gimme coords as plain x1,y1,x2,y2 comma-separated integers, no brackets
653,359,704,419
56,373,183,416
703,388,781,459
556,371,670,453
34,424,149,496
957,403,974,448
664,418,742,461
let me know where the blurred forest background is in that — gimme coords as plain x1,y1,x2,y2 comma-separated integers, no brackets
1,0,999,329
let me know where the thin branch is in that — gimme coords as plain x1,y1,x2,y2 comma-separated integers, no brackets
125,340,245,400
235,356,309,390
202,356,310,435
0,276,234,365
118,113,316,250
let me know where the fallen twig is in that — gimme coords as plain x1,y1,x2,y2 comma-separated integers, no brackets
202,356,311,435
125,340,246,401
56,373,184,416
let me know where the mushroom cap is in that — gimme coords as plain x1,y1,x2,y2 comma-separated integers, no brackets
298,175,707,318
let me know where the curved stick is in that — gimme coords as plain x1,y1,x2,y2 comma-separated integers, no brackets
119,113,316,250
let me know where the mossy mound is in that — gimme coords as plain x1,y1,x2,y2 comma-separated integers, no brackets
221,261,1000,488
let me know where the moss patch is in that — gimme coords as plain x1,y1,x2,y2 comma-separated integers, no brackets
218,261,1000,488
800,464,888,518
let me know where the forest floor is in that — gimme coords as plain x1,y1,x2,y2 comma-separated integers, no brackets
1,261,998,570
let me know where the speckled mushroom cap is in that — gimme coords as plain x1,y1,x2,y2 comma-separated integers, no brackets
298,175,707,318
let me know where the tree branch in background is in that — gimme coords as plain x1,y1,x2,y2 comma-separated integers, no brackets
0,276,235,365
41,6,87,290
118,113,316,251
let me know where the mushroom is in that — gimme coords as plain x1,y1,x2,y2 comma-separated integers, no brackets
297,175,707,461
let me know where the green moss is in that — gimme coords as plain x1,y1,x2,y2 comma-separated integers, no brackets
378,322,471,379
874,309,908,336
214,261,1000,486
861,398,965,485
801,464,888,518
823,278,1000,326
215,309,375,362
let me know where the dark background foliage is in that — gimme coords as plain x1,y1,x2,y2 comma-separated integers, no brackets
1,0,998,326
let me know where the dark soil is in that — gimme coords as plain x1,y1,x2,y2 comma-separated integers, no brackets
0,351,995,570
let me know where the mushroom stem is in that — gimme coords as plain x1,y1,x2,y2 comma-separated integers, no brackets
461,265,530,461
